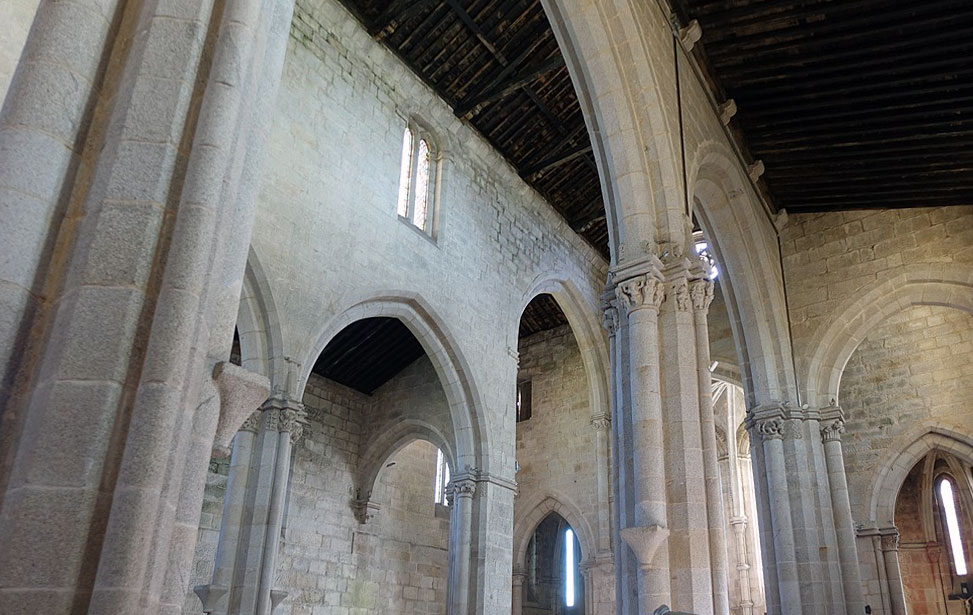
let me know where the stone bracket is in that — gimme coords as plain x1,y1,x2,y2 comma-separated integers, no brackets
619,524,669,567
212,362,271,455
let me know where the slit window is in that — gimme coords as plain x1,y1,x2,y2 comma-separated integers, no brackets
565,528,576,607
516,380,532,423
434,448,451,505
938,476,969,576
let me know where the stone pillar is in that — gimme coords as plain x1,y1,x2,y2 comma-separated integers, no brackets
511,568,527,615
658,259,713,614
450,476,476,615
591,412,613,553
748,410,803,614
690,275,730,615
0,0,296,611
614,269,672,612
820,410,866,614
880,531,907,615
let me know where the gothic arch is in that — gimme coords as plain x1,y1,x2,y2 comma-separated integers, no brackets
541,0,685,262
803,262,973,407
357,419,456,502
691,143,797,407
299,292,487,475
519,275,611,421
868,423,973,526
513,491,596,568
237,246,287,388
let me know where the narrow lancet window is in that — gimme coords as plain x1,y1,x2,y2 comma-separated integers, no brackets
414,138,431,230
434,447,450,504
397,127,414,218
939,477,968,575
565,528,576,607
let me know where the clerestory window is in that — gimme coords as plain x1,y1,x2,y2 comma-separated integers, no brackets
396,123,439,235
937,476,969,576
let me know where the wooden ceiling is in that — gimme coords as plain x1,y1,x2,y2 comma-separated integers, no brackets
678,0,973,212
311,317,426,394
519,293,568,338
337,0,608,256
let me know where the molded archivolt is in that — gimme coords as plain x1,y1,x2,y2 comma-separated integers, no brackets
541,0,686,262
868,424,973,527
514,491,596,568
691,143,797,407
299,292,488,476
519,275,611,424
803,262,973,408
357,420,456,502
236,247,287,389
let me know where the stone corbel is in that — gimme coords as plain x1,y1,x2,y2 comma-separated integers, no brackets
353,497,382,524
748,160,765,182
678,19,703,51
718,99,737,125
619,525,669,569
212,361,271,457
193,584,227,614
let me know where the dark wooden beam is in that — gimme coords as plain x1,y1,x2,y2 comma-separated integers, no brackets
523,144,593,177
456,54,565,115
370,0,438,39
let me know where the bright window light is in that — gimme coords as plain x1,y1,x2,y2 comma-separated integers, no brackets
397,127,413,218
939,478,968,576
565,528,575,607
413,139,431,230
695,240,719,279
434,448,450,504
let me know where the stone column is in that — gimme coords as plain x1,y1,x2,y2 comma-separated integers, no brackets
690,275,730,615
748,410,803,614
880,531,907,615
614,270,672,612
820,410,866,614
591,412,613,554
658,260,713,614
511,568,527,615
449,476,476,615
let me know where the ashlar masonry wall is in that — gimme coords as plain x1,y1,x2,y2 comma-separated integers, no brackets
514,323,613,614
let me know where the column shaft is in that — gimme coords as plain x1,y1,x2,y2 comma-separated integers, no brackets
821,417,866,614
450,478,475,615
691,278,730,615
881,533,907,615
511,571,526,615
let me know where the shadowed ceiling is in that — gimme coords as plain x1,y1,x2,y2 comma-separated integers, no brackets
677,0,973,212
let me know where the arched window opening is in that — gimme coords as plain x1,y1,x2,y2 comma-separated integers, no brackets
396,127,414,218
395,123,439,235
938,476,969,576
564,528,576,607
434,447,450,505
524,512,583,613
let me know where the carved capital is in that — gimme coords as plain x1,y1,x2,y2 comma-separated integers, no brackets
821,418,845,442
241,411,262,433
619,525,669,568
690,278,715,312
754,417,784,441
670,278,691,311
452,478,477,499
615,275,664,314
602,304,619,335
590,414,611,431
281,406,308,443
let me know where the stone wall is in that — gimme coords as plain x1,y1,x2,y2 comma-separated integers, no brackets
838,305,973,521
0,0,39,104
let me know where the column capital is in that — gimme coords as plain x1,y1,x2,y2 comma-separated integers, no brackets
880,533,900,552
689,277,715,312
751,416,784,441
590,413,611,431
511,568,528,584
241,411,262,433
820,417,845,442
669,276,691,311
615,274,665,314
619,524,669,568
602,302,619,336
451,477,477,499
352,498,381,524
260,396,308,442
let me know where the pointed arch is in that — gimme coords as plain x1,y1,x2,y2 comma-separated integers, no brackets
804,262,973,407
299,292,487,474
691,142,797,407
514,491,596,568
519,275,611,423
868,423,973,526
357,419,456,501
